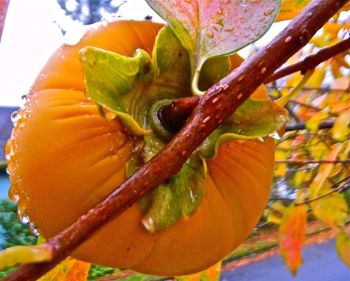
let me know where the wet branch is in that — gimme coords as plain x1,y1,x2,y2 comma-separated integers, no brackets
5,0,348,280
265,36,350,83
158,37,350,132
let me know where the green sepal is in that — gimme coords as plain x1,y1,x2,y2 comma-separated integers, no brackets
80,47,154,136
200,98,288,159
139,156,206,233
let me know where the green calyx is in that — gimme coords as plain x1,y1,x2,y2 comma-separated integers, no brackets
80,25,287,233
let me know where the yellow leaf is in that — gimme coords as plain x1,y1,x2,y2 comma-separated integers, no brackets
176,262,222,281
336,230,350,268
306,66,326,88
305,110,329,132
267,202,287,225
275,163,287,177
308,143,344,198
38,257,90,281
310,184,348,227
332,109,350,141
277,1,350,22
279,204,308,276
0,245,52,270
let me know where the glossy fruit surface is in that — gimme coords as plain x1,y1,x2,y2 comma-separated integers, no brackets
6,20,275,276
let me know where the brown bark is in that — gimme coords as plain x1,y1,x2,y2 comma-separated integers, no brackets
5,0,349,280
159,37,350,131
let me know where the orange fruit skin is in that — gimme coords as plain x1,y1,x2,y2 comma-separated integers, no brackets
7,20,274,276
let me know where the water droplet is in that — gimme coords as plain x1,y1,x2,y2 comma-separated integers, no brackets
237,93,243,100
203,116,211,123
261,67,267,74
206,31,214,38
240,0,248,7
101,18,109,26
10,110,19,124
216,17,224,26
212,97,219,104
285,36,292,43
238,75,245,82
264,7,275,16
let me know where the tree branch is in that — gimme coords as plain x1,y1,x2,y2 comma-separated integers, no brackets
0,0,10,42
265,36,350,83
295,183,350,206
5,1,348,280
157,36,350,131
285,119,335,131
275,159,350,165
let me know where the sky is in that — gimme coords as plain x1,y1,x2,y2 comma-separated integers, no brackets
0,0,287,107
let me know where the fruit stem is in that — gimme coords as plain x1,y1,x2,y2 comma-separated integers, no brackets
159,37,350,128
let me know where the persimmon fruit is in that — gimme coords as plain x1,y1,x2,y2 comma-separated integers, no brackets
6,20,275,276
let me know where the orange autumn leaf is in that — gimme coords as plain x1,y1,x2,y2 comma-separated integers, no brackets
38,257,90,281
279,204,307,275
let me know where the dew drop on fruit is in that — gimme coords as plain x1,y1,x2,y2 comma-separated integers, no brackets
264,7,275,16
101,17,109,27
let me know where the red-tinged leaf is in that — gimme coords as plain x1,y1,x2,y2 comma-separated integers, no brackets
145,0,281,94
336,230,350,268
332,109,350,142
279,204,307,276
38,257,90,281
310,184,348,227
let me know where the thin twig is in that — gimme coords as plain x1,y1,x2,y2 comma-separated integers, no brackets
275,159,350,165
266,85,350,93
295,184,350,206
285,120,335,131
265,37,350,83
156,38,350,130
5,1,348,280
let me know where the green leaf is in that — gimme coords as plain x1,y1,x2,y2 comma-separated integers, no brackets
139,156,206,233
80,47,154,136
200,98,288,159
336,230,350,268
279,204,307,276
145,0,281,95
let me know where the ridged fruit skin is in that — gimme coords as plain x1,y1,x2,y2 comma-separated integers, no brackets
6,20,275,276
